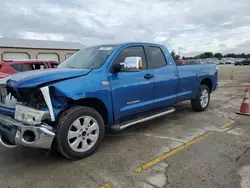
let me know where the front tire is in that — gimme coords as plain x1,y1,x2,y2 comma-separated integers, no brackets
191,85,210,111
56,106,105,160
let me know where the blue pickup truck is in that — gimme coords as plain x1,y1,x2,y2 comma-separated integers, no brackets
0,42,218,159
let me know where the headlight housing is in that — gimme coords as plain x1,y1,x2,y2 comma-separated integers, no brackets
14,86,55,125
15,104,50,125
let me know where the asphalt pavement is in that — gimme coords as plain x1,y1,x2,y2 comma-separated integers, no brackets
0,64,250,188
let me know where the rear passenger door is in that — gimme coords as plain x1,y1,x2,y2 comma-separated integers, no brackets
146,46,178,108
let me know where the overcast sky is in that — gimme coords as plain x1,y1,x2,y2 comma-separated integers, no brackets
0,0,250,56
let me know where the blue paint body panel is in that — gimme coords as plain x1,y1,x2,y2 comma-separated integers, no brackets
109,69,155,121
0,42,218,126
7,68,92,88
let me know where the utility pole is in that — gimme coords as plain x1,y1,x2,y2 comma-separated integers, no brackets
178,47,181,58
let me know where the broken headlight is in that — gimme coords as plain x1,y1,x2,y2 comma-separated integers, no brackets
15,104,50,125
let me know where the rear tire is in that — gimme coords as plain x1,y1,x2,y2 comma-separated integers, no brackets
56,106,105,160
191,85,210,111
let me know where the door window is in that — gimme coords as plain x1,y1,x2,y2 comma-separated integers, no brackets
148,47,167,69
10,64,22,72
23,64,34,71
113,46,147,70
23,64,45,71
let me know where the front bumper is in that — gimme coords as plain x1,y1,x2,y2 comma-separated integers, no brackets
0,113,55,149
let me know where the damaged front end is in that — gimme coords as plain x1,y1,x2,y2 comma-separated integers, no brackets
0,81,68,149
0,68,91,149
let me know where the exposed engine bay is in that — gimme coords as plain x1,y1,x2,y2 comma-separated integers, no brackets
0,83,59,125
7,86,47,109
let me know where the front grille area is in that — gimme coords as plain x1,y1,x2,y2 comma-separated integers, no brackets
0,83,46,109
17,88,47,109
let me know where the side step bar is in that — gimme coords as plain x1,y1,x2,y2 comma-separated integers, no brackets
110,107,175,131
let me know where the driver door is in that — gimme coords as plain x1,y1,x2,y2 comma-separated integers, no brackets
109,46,155,121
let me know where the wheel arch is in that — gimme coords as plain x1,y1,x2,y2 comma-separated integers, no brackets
200,78,212,93
65,98,109,125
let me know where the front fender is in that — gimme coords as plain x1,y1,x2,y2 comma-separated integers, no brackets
48,71,114,124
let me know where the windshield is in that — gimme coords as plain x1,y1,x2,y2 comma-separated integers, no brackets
58,45,116,69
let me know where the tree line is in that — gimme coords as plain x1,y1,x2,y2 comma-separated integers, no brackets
171,51,250,60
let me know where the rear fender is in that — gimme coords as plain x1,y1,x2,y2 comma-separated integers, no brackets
192,77,213,99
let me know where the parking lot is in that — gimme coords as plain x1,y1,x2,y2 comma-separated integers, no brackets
0,65,250,188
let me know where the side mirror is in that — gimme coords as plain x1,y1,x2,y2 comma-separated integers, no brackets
123,57,142,72
112,57,143,72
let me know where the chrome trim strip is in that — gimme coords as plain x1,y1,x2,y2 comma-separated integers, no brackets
40,86,55,121
120,108,175,130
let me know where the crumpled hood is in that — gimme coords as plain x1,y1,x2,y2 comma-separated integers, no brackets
6,68,91,88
